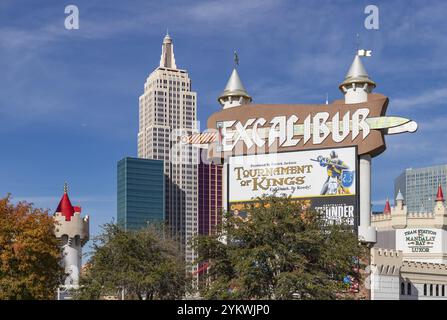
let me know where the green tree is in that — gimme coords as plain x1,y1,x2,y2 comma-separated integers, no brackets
0,195,63,300
76,223,190,300
194,196,366,300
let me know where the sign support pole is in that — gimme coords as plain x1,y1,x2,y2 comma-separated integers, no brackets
359,154,376,243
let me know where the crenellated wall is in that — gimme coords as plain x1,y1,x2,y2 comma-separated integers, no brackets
54,212,89,244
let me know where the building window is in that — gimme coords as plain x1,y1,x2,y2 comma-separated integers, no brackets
424,284,427,296
436,285,439,296
407,283,411,296
430,284,433,296
401,282,405,295
442,285,445,297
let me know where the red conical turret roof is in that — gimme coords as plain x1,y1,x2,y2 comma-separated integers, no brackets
56,183,75,221
436,185,444,202
384,198,391,214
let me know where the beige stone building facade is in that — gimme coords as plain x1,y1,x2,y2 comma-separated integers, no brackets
371,187,447,299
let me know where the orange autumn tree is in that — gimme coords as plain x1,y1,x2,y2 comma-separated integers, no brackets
0,195,63,300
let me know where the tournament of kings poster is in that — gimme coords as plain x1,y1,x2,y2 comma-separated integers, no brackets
228,147,358,226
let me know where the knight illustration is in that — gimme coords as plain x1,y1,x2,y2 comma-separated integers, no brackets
313,151,353,195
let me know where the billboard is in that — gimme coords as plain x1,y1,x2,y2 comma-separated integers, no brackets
228,147,358,225
396,228,446,255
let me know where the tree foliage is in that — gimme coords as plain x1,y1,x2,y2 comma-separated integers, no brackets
0,195,63,300
194,196,367,300
76,223,190,300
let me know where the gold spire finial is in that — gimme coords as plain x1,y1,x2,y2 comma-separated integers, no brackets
64,182,68,194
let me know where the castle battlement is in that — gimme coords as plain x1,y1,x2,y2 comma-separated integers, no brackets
407,212,436,219
372,188,447,230
372,214,392,222
54,211,89,244
402,260,447,274
371,248,403,275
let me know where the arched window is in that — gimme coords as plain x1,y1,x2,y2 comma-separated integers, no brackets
401,282,405,295
74,235,80,247
424,284,427,296
430,284,433,296
407,283,412,296
61,234,69,246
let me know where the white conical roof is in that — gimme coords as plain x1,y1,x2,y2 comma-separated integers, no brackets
218,68,252,102
396,190,404,201
339,55,375,89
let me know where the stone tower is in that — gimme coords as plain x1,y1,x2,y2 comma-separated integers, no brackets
54,183,89,289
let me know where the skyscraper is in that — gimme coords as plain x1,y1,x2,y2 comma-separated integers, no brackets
137,33,198,267
395,165,447,213
117,157,164,231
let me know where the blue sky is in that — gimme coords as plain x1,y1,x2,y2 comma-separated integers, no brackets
1,0,447,241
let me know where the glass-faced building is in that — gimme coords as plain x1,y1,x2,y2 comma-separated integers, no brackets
117,157,165,231
394,165,447,213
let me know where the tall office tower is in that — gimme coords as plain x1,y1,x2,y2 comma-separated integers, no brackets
117,157,164,231
198,158,223,236
395,165,447,213
137,33,199,267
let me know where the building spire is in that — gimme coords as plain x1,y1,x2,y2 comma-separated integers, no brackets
218,52,252,109
396,189,404,208
383,198,391,214
218,68,252,108
56,184,75,221
159,32,177,69
339,50,376,104
436,184,444,202
396,189,404,202
339,54,376,90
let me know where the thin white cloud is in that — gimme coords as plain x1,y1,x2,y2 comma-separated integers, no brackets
372,199,388,207
185,0,278,22
391,87,447,110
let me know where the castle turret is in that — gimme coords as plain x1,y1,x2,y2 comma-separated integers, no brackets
436,185,444,203
383,199,391,214
396,189,405,209
54,183,89,290
339,53,376,104
340,52,376,243
218,53,252,109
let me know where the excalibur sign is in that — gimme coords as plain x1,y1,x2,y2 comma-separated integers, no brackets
186,93,417,159
183,51,418,244
213,106,417,154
